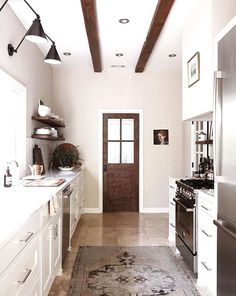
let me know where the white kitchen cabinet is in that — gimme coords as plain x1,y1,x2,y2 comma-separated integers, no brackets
168,177,176,243
70,178,79,239
26,276,40,296
0,209,40,276
0,222,40,296
70,168,86,242
78,168,86,218
41,196,62,296
197,190,217,296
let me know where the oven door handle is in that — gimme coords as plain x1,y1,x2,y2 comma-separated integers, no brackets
173,198,194,212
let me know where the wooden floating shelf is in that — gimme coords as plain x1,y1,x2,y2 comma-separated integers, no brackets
195,140,213,144
32,135,65,141
32,116,65,127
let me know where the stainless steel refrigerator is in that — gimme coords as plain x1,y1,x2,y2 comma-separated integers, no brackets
213,18,236,296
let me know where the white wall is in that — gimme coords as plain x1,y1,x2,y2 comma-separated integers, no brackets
53,67,183,210
182,0,213,121
0,5,54,173
212,0,236,39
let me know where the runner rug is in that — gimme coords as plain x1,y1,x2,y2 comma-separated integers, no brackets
67,246,201,296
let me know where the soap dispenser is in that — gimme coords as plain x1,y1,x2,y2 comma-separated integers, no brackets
4,166,12,187
10,160,19,185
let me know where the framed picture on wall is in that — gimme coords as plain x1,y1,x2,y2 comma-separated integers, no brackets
153,129,169,145
187,51,200,87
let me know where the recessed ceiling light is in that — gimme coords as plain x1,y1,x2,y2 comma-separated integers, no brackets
63,52,72,56
111,65,126,68
168,54,176,57
115,53,124,57
119,18,130,24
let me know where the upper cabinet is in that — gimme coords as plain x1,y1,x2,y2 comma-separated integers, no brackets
182,0,236,121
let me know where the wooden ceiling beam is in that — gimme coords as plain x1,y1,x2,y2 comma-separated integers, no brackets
81,0,102,72
135,0,175,73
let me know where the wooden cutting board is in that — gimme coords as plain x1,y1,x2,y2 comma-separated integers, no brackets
24,178,65,187
33,145,45,174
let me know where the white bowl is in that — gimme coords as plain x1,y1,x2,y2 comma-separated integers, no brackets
35,128,52,135
58,167,74,171
38,105,51,117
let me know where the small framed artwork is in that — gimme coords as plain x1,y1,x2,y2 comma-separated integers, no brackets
187,51,200,87
153,129,169,145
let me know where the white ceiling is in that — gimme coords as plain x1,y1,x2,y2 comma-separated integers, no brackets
8,0,196,72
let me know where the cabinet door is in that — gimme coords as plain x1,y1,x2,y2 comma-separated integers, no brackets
70,179,79,239
26,275,40,296
41,222,53,295
51,209,62,274
0,238,40,296
168,180,176,242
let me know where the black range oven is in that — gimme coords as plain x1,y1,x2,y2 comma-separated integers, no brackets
174,179,214,275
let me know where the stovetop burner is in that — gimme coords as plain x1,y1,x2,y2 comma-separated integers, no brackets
179,178,214,190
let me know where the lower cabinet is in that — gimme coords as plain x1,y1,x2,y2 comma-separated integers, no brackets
0,233,40,296
26,275,40,296
70,178,79,240
168,177,176,243
0,169,86,296
197,191,217,296
70,168,86,242
41,204,62,295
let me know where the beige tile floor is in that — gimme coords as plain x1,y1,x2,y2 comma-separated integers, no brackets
49,213,211,296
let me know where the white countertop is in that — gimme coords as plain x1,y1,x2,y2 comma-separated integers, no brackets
0,167,84,249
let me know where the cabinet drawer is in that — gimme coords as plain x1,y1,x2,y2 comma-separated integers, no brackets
169,177,177,189
0,237,40,296
0,210,40,276
198,192,216,218
26,275,40,296
199,198,216,218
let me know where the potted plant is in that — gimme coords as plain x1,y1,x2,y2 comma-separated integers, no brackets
50,143,81,170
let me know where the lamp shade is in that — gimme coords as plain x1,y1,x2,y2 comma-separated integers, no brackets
44,44,61,64
25,18,47,43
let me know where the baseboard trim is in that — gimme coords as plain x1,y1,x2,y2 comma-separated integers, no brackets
83,208,102,214
84,207,168,214
141,207,169,213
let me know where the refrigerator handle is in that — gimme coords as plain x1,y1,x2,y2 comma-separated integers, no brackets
213,71,223,178
213,219,236,241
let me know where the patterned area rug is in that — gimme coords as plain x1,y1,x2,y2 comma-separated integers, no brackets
67,246,201,296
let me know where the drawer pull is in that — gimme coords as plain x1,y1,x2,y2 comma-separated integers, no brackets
202,229,212,237
201,205,210,211
20,232,34,243
169,185,175,189
18,269,32,284
201,261,212,271
170,202,175,206
170,223,175,228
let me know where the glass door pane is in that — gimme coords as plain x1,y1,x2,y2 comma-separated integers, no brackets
108,142,120,163
108,119,120,140
122,142,134,163
122,119,134,140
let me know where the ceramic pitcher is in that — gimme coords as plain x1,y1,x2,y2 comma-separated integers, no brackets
29,164,43,176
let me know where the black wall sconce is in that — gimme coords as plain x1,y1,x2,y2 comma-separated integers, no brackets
0,0,61,64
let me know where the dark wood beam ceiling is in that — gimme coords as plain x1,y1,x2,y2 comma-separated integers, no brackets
81,0,102,72
135,0,175,73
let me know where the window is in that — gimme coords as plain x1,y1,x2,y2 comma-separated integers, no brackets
0,69,26,179
107,118,134,164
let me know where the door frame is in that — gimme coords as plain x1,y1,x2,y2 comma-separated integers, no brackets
98,109,144,213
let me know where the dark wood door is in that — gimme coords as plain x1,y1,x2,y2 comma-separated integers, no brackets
103,113,139,212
